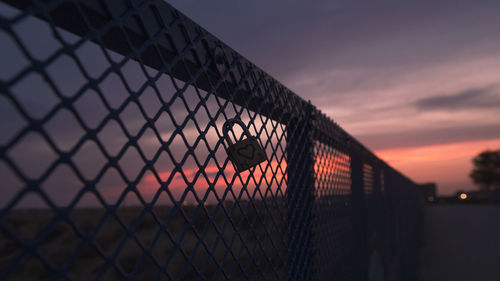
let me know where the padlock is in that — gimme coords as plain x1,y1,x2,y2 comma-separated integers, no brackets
223,119,268,172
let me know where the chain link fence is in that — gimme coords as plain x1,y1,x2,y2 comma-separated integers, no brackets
0,0,422,280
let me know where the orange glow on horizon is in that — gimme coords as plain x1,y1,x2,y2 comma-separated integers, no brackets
98,138,500,201
375,138,500,195
375,139,500,164
125,159,289,203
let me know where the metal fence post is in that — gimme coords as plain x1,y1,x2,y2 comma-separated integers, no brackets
350,147,367,281
286,103,316,281
372,162,383,243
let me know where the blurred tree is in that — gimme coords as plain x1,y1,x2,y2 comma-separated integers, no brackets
470,149,500,191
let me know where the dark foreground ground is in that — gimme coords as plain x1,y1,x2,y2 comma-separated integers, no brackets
0,202,286,281
419,205,500,281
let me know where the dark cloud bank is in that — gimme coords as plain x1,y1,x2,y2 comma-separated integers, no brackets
358,124,500,150
414,86,500,111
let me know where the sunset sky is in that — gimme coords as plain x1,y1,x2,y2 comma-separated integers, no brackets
169,0,500,195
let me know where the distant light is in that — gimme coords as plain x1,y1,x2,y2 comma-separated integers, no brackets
427,196,435,202
459,193,468,200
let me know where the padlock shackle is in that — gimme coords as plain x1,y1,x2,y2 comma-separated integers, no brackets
222,118,252,146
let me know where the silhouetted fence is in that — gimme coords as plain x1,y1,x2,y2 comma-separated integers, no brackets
0,1,422,280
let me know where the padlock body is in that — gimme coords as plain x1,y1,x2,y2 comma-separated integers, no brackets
227,136,267,172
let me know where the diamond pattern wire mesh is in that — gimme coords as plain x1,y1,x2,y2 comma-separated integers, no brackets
313,140,352,281
363,164,374,195
0,0,422,281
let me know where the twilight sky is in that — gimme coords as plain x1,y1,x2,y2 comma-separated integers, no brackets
168,0,500,195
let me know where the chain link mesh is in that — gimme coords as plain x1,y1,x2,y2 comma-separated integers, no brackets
0,1,422,280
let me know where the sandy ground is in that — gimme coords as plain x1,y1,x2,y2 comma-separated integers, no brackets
419,205,500,281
